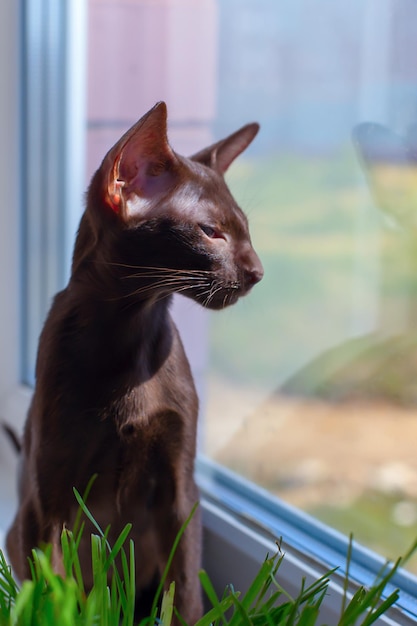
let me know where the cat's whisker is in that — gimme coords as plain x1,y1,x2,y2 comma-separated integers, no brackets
204,282,224,307
204,283,216,306
222,284,240,308
199,284,214,308
99,260,213,277
125,280,186,299
140,281,211,308
120,276,212,302
106,279,183,302
122,271,212,281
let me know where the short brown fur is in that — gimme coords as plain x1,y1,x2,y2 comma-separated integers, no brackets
6,102,263,624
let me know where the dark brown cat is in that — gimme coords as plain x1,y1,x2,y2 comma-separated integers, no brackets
6,102,263,624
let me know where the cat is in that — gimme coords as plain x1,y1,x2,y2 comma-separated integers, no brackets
6,101,263,624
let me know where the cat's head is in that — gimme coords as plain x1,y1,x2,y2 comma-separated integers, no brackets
81,102,263,310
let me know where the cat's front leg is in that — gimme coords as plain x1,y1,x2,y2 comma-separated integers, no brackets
157,502,203,625
6,502,34,581
5,496,47,581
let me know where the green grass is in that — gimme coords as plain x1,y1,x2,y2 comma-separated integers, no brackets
0,492,413,625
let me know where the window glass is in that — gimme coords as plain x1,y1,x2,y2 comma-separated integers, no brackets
205,0,417,574
25,0,417,576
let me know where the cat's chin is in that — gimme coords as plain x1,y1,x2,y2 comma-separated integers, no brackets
194,290,241,310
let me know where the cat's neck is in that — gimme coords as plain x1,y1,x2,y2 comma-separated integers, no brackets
61,270,174,385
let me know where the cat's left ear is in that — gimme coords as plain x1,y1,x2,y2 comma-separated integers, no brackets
191,122,259,174
102,101,176,217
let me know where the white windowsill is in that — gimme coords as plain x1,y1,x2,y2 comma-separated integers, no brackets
197,457,417,625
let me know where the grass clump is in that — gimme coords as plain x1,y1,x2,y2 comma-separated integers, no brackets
0,491,413,625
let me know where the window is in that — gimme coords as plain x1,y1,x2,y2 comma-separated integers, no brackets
204,0,417,581
0,0,87,537
1,0,417,622
0,0,24,526
21,0,86,384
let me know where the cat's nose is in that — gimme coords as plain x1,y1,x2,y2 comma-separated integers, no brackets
243,258,264,290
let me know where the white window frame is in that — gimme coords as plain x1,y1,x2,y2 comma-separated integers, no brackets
0,0,86,501
0,1,30,476
0,2,416,623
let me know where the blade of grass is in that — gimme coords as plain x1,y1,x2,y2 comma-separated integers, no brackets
61,528,85,598
253,589,288,616
11,580,35,622
251,602,293,626
338,587,367,625
160,580,175,626
72,474,98,540
199,569,221,609
227,587,253,626
287,577,308,626
360,590,400,626
173,609,189,626
90,533,110,625
296,603,322,626
296,570,334,607
339,556,401,626
195,571,234,626
340,533,353,617
0,549,19,601
103,523,132,573
194,597,236,626
228,556,275,621
148,502,199,624
108,571,123,625
116,543,133,623
126,539,136,625
73,487,106,540
253,551,287,611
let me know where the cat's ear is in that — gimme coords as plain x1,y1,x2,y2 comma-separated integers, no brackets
102,101,176,217
191,122,259,174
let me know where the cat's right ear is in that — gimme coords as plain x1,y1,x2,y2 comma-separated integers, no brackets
101,101,176,219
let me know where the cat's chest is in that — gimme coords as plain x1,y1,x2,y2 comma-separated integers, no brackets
115,375,194,428
107,326,198,433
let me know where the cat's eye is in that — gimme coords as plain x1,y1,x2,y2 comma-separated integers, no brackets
199,224,223,239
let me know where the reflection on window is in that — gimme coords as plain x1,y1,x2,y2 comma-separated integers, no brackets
204,0,417,574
